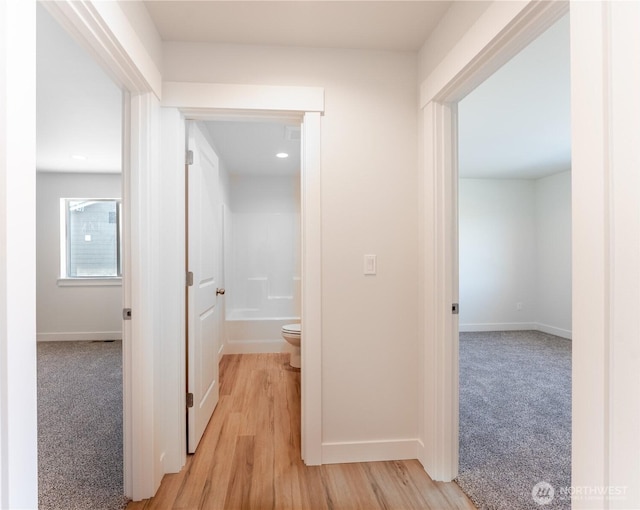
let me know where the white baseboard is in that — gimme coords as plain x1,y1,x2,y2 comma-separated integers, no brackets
535,322,572,340
321,438,420,465
459,322,537,332
459,322,572,340
37,331,122,342
223,339,288,355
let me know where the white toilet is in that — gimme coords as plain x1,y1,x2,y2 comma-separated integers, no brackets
281,323,301,368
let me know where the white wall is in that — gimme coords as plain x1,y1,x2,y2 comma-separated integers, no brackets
418,1,492,84
226,174,301,319
229,175,300,215
459,179,537,329
459,172,571,338
535,171,571,337
36,172,122,341
163,43,420,456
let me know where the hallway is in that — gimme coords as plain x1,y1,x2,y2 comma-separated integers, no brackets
127,353,475,509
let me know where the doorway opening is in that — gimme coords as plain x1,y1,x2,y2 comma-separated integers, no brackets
162,97,322,467
35,3,126,508
418,0,570,491
454,11,571,510
183,116,304,456
208,119,302,354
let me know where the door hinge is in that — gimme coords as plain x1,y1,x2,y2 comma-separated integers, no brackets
186,271,194,287
186,150,194,166
123,308,132,320
452,303,459,315
186,392,194,408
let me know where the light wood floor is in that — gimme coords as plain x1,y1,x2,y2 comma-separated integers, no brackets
127,353,476,510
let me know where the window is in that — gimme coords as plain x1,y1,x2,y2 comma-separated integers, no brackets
61,199,122,278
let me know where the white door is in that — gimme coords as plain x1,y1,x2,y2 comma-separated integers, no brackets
187,122,221,453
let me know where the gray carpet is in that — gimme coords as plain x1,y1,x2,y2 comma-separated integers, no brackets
37,340,129,510
456,331,571,510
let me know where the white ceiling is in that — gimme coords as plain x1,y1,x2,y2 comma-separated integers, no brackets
144,1,452,52
205,121,301,177
36,2,570,180
458,13,571,180
36,3,122,173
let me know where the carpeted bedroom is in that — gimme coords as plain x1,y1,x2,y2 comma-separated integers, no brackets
37,340,128,510
457,331,571,510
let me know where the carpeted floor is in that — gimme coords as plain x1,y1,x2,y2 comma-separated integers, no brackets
456,330,571,510
37,340,129,510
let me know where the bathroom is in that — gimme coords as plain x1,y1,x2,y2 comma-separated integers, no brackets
205,119,302,362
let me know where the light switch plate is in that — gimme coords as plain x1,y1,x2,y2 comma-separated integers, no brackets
364,254,377,275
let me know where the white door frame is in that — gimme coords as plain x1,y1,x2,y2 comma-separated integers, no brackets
418,1,568,481
570,3,640,506
40,1,161,500
161,82,324,465
1,2,38,507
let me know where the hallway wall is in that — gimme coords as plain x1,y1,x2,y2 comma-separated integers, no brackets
163,42,420,457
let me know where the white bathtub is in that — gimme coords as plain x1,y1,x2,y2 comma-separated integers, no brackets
224,315,300,355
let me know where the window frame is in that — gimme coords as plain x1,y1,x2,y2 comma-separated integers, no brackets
59,197,123,282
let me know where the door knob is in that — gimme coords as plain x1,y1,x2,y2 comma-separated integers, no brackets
216,288,225,296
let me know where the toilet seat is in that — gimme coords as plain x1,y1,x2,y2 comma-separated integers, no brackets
282,324,301,335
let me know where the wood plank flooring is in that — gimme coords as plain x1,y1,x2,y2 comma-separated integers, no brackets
127,353,476,510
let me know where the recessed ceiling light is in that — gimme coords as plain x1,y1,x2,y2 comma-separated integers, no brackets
71,154,87,161
276,152,289,159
